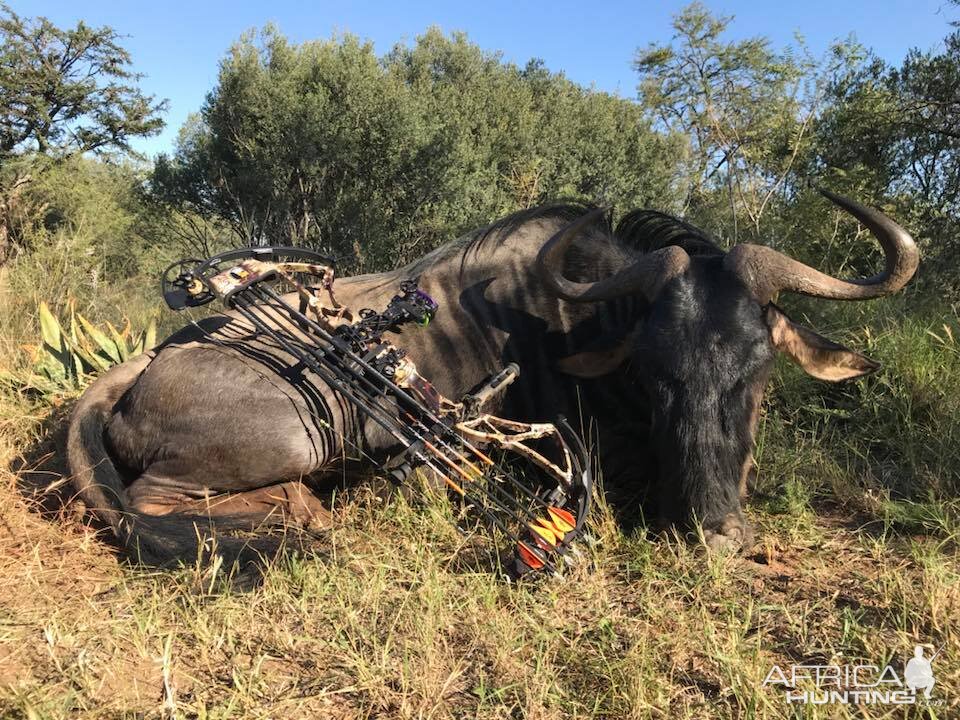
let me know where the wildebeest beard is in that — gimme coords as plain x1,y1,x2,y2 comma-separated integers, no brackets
519,193,918,550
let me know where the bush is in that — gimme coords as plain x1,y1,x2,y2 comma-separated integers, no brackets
152,28,683,271
0,157,174,372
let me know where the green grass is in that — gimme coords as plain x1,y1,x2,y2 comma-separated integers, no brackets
758,295,960,507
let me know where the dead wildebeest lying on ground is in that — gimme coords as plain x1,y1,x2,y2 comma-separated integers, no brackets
67,190,917,566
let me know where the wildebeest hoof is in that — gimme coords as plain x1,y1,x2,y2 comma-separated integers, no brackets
703,512,753,553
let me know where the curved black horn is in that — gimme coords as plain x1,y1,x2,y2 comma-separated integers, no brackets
724,189,919,304
536,208,690,303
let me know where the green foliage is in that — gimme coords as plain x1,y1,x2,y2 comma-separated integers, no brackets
758,298,960,505
0,4,167,264
22,157,150,271
0,4,166,160
1,155,181,284
151,29,452,269
152,27,681,271
634,2,829,239
1,299,156,396
814,32,960,287
0,0,956,521
2,17,960,716
0,157,175,374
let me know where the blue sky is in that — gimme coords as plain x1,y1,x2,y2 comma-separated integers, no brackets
14,0,957,158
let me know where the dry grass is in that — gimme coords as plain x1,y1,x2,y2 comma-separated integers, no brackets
1,380,957,719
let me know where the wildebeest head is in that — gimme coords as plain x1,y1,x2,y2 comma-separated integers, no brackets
536,190,918,538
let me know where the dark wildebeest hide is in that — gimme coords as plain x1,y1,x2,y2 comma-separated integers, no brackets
67,191,917,565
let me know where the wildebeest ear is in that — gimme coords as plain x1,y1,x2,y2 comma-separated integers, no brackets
764,304,880,381
556,339,631,378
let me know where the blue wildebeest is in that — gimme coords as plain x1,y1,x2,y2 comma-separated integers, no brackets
67,190,917,564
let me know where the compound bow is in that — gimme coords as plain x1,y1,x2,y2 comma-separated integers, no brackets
161,247,593,577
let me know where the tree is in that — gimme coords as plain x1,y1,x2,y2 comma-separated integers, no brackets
814,32,960,282
0,5,166,263
633,2,836,240
153,27,446,269
890,35,960,212
0,4,166,160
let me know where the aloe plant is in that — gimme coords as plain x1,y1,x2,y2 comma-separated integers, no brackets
2,300,157,396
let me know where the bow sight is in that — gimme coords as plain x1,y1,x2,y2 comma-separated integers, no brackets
161,246,593,577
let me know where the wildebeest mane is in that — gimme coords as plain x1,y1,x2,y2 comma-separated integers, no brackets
467,202,606,255
615,209,724,258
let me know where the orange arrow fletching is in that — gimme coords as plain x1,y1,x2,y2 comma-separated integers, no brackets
547,507,575,534
518,542,546,570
